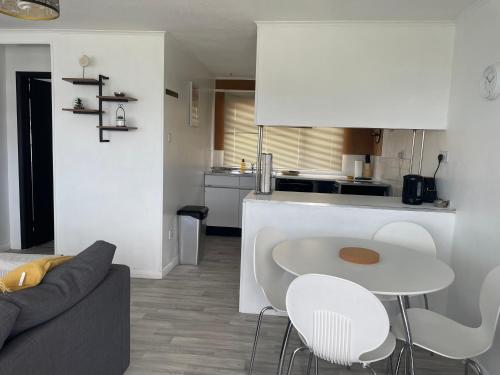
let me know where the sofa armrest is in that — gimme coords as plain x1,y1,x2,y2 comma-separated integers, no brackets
0,264,130,375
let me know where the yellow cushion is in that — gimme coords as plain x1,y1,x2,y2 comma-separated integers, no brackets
0,256,72,293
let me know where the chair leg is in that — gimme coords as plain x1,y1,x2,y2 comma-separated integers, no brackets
315,355,319,375
394,345,406,375
364,364,377,375
421,295,435,358
286,347,308,375
386,351,394,375
306,352,313,375
277,319,293,375
248,306,273,375
465,359,483,375
423,294,430,310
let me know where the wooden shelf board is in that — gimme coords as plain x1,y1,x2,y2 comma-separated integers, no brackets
97,95,138,102
62,108,103,114
97,126,138,131
62,78,103,85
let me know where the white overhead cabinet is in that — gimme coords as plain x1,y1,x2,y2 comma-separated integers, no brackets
255,22,455,129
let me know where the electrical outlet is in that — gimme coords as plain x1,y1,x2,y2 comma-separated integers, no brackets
167,132,172,143
440,151,449,163
168,229,173,240
397,151,405,160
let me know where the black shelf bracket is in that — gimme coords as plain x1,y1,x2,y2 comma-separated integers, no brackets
98,75,110,142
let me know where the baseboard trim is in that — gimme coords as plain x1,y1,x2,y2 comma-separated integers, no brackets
162,256,179,278
130,269,163,280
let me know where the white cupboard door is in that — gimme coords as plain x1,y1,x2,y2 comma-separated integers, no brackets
205,175,240,187
255,22,455,130
238,190,253,228
205,187,240,228
239,176,256,189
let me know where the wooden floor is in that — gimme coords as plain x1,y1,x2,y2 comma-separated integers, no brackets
126,236,464,375
4,240,54,255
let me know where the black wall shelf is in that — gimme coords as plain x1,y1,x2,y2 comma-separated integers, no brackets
97,95,137,102
62,78,103,86
97,126,138,131
63,74,138,143
62,108,103,115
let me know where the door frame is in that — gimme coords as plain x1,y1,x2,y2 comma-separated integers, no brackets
16,71,52,249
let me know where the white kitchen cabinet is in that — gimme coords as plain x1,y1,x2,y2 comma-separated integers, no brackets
255,22,455,130
205,187,240,228
239,176,256,189
205,175,240,187
238,190,253,228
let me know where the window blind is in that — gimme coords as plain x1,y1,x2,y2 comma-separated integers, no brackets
223,93,344,171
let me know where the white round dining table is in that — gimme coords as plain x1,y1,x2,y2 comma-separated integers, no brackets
272,236,455,375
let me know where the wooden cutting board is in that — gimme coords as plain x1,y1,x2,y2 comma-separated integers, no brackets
339,247,380,265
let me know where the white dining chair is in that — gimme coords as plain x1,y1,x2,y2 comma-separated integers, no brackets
373,222,437,309
392,264,500,375
286,274,396,375
248,227,296,375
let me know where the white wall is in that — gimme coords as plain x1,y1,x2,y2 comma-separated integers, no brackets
162,36,214,273
0,46,7,250
3,45,51,250
438,1,500,373
0,31,165,278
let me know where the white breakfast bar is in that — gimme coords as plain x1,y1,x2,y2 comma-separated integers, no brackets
239,191,456,315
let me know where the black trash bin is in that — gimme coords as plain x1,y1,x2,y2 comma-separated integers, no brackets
177,206,209,265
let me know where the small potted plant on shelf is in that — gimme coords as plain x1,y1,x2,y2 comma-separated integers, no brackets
73,97,84,110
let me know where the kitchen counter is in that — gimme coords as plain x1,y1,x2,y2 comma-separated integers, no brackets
275,172,344,181
205,170,257,177
244,191,454,213
239,190,456,315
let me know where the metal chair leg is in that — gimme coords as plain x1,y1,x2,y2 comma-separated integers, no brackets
386,351,394,375
423,294,430,310
364,364,377,375
286,347,308,375
394,345,405,375
315,355,319,375
277,319,293,375
306,352,313,375
248,306,273,375
465,359,483,375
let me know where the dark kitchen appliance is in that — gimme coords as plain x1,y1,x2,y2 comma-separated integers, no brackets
402,174,424,205
422,177,437,203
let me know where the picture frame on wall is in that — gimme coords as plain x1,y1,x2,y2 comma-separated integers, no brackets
189,81,199,128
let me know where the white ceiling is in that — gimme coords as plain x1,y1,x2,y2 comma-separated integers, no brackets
0,0,478,77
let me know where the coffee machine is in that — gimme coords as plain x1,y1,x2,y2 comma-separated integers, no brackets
402,174,424,205
402,130,438,205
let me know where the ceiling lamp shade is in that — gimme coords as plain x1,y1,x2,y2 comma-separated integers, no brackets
0,0,60,20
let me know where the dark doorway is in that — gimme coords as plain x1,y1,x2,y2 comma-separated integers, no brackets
16,72,54,249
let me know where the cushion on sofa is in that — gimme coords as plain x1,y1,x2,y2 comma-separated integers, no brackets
0,256,72,293
0,241,116,338
0,301,20,350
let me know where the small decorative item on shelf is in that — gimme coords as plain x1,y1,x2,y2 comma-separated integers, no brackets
73,97,84,110
114,92,126,97
79,55,90,78
116,105,126,127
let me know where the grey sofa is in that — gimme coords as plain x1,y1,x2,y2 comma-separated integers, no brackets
0,242,130,375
